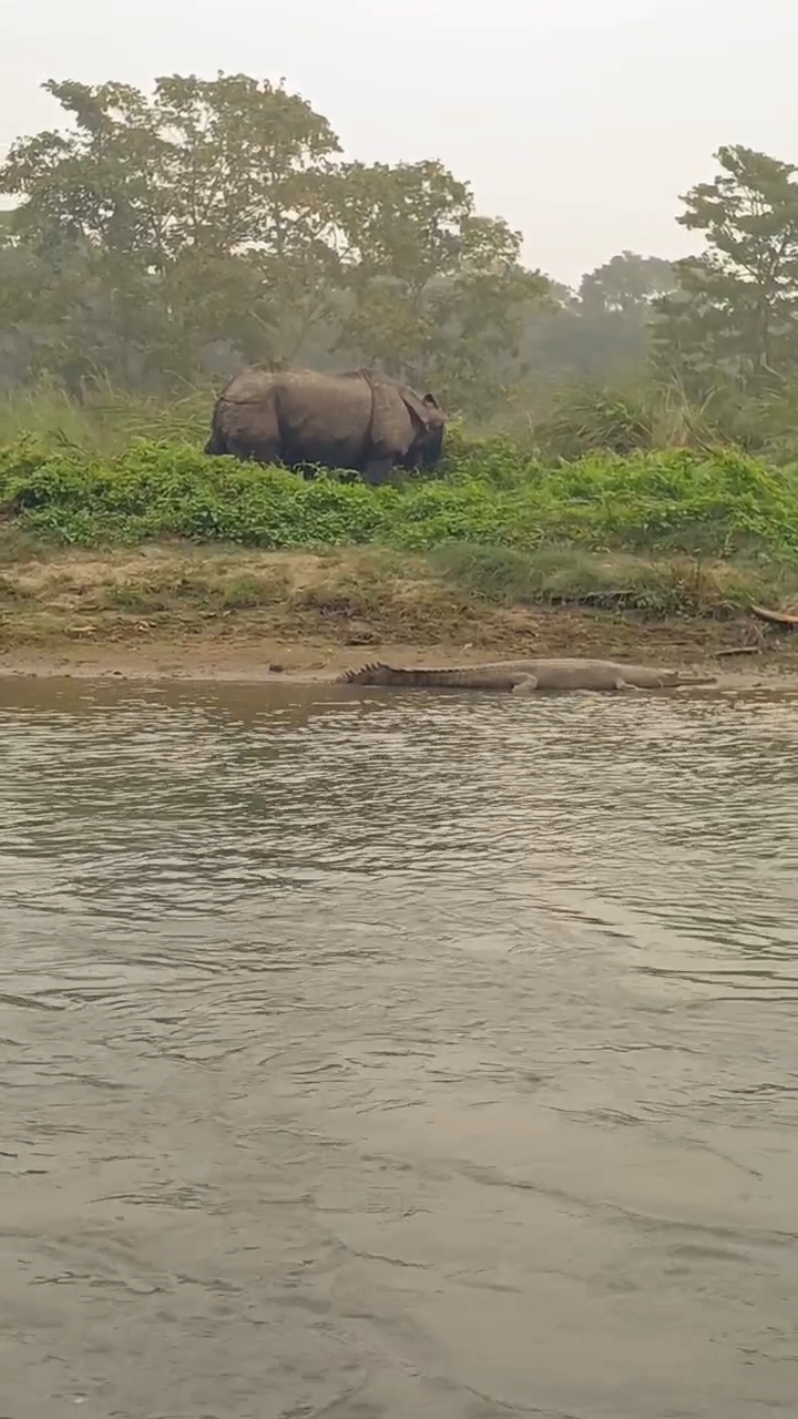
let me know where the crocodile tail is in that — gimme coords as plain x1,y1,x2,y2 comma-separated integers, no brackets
336,663,523,689
336,662,391,684
337,663,448,687
337,663,470,687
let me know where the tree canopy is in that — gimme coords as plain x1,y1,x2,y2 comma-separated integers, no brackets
0,73,549,408
3,77,798,420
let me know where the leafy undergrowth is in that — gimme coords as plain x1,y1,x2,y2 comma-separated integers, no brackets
1,432,798,574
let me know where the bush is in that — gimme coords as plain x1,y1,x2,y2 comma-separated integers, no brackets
1,433,798,564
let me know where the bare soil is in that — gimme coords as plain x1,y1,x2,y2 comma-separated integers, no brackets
0,545,796,691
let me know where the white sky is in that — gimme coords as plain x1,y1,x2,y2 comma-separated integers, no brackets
2,0,798,286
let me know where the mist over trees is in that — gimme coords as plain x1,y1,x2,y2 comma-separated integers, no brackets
2,74,798,437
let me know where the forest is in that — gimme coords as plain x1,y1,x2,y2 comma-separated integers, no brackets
3,72,798,462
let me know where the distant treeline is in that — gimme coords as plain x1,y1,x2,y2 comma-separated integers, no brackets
3,74,798,457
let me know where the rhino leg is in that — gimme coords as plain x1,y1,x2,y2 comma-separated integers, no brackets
510,675,540,694
362,456,397,486
204,429,226,456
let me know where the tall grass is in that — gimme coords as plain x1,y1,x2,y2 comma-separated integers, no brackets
0,378,211,458
525,380,724,460
6,373,798,464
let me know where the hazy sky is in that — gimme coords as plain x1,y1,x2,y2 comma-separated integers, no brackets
3,0,798,286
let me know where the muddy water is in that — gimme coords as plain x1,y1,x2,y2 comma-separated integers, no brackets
1,678,797,1419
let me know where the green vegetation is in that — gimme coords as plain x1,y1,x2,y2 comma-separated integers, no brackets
0,74,544,417
1,430,797,603
4,73,798,430
0,382,211,459
3,75,798,635
425,543,798,619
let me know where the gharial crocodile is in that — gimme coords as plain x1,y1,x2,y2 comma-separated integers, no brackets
337,657,718,694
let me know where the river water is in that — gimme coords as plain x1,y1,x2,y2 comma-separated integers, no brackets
1,676,797,1419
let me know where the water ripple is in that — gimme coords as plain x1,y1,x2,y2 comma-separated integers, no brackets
1,678,798,1416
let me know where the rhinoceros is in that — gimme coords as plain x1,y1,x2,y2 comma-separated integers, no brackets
203,366,446,484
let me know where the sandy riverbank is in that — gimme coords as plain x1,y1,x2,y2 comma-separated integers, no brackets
0,544,796,691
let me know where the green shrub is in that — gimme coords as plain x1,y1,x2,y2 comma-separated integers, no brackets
1,433,798,564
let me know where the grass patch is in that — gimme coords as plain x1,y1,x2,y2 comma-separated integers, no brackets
97,568,291,615
0,381,210,460
427,542,798,617
0,539,794,664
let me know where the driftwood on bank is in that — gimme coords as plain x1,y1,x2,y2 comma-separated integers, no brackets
750,604,798,630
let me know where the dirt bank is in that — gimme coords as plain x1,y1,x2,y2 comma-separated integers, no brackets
0,544,797,691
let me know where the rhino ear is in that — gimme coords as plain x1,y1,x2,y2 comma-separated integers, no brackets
400,387,437,429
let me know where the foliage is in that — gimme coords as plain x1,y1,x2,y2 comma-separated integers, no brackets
0,378,210,457
333,159,549,407
654,146,798,392
579,252,678,316
528,380,718,460
425,541,798,617
1,434,797,568
0,74,545,405
0,75,345,384
9,371,798,476
7,82,798,432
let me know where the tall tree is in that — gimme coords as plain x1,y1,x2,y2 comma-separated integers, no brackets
0,74,344,379
331,159,548,407
653,146,798,391
0,72,549,405
517,256,677,387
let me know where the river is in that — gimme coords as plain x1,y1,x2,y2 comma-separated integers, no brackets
1,675,797,1418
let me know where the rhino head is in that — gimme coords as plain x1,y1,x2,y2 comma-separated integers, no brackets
400,389,446,469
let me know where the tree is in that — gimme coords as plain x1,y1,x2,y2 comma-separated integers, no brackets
653,146,798,391
0,76,549,404
0,74,345,381
579,251,677,314
330,159,549,408
0,72,554,406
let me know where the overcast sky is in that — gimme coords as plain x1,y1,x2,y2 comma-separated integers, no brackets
2,0,797,287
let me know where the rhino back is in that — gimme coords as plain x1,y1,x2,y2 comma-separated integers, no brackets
212,368,374,467
272,370,375,468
